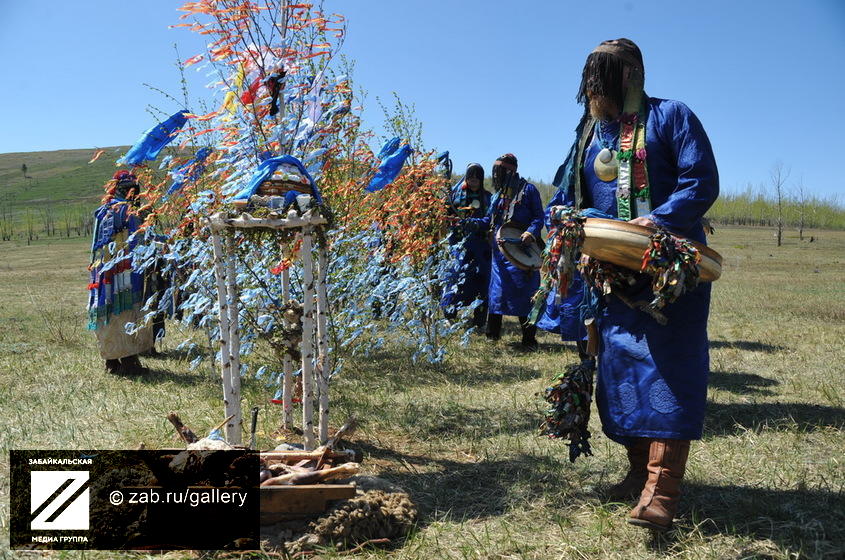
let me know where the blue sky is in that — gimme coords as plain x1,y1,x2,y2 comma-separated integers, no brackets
1,0,843,198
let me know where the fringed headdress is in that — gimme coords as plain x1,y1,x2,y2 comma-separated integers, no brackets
577,38,651,220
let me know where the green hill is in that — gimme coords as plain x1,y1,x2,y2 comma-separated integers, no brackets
0,147,132,241
0,147,130,206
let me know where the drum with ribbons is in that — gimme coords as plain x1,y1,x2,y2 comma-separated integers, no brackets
581,218,722,281
496,221,546,271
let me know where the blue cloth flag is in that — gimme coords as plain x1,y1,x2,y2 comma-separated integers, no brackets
120,110,190,165
376,136,401,160
230,154,323,204
366,144,413,193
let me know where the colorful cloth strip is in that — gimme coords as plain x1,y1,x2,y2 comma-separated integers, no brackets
87,198,146,331
615,104,650,220
540,361,595,462
528,205,584,323
640,228,702,310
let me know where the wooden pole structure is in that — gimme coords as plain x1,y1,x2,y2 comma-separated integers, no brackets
224,234,242,444
299,227,316,449
315,244,331,443
211,231,239,444
275,0,303,438
281,249,294,429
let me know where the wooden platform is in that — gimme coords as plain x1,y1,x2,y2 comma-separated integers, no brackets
260,484,357,524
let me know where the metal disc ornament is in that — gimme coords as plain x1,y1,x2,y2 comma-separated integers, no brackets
593,148,618,182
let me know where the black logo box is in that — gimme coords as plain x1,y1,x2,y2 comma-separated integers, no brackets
10,450,260,550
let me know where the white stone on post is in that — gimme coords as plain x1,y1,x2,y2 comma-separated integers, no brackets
299,228,316,450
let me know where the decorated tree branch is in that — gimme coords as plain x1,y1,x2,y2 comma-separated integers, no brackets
90,0,479,447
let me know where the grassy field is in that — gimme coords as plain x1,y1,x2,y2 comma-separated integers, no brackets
1,226,844,559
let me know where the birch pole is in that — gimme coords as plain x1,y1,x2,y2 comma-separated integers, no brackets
211,230,237,444
224,234,242,444
315,244,331,443
274,0,294,432
280,246,294,429
299,227,316,449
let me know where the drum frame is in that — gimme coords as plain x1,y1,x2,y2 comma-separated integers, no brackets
581,218,722,282
496,220,545,272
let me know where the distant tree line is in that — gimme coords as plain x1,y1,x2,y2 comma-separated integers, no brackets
705,185,844,232
2,164,842,246
521,170,845,234
0,196,94,244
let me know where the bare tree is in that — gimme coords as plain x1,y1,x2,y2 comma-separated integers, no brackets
39,205,56,237
25,209,38,244
0,194,15,241
794,177,807,241
770,161,789,247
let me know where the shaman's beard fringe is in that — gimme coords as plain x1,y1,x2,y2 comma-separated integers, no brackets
577,51,628,113
589,95,621,122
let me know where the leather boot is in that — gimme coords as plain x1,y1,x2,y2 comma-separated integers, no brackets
628,439,690,531
606,438,650,501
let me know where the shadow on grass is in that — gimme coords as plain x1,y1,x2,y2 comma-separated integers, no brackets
704,401,845,435
118,368,207,386
349,347,548,387
709,340,787,353
657,483,845,557
356,440,584,521
146,342,216,362
504,339,580,356
354,441,845,555
709,370,779,396
343,398,542,442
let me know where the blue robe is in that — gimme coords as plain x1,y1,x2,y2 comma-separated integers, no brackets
555,97,719,442
475,181,544,316
440,183,492,311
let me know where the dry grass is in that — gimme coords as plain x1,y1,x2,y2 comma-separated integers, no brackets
1,226,843,559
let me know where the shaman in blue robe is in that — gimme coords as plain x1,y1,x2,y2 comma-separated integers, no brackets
473,180,544,317
440,181,492,314
553,97,719,442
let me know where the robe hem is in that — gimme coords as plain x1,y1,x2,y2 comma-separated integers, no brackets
603,426,703,445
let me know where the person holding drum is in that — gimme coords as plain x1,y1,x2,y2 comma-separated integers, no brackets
441,162,492,328
549,38,719,531
471,153,545,350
